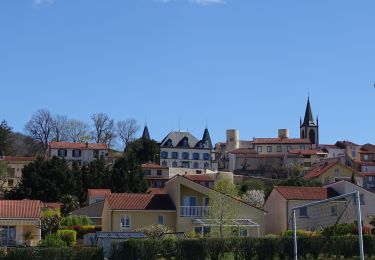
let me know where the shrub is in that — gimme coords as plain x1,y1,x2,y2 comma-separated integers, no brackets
321,223,356,236
60,215,93,226
57,230,77,246
204,237,228,260
135,225,173,239
175,239,206,260
62,225,100,239
38,234,67,247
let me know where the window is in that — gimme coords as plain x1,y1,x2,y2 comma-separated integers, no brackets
277,146,282,152
204,162,209,169
72,149,82,158
331,206,337,216
257,146,262,153
120,215,131,229
352,150,356,158
287,145,292,151
193,153,200,160
300,145,305,150
161,151,168,159
203,153,210,161
172,161,178,167
7,179,14,187
157,170,162,176
58,149,67,157
162,161,167,167
172,152,178,159
267,146,272,153
299,207,308,218
364,155,369,161
144,170,151,175
203,197,209,206
158,215,165,225
182,152,189,160
193,162,199,169
182,162,190,168
369,176,373,182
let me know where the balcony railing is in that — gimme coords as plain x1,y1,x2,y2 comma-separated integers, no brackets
180,206,209,217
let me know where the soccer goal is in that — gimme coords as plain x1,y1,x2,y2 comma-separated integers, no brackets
290,191,364,260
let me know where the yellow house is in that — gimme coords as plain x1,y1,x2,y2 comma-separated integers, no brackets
102,175,267,236
0,156,35,191
304,161,364,186
0,200,42,246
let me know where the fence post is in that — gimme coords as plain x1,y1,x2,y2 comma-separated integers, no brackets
292,209,298,260
355,191,364,260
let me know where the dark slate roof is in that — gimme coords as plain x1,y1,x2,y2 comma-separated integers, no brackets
70,201,104,218
160,131,200,148
142,126,151,140
302,97,316,127
197,128,213,149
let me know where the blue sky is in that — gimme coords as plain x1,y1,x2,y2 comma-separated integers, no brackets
0,0,374,145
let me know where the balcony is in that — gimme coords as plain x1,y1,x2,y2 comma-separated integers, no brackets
180,206,209,217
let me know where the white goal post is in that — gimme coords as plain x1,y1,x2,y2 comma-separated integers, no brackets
290,191,364,260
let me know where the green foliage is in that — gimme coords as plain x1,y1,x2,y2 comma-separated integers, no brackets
60,194,80,216
40,215,61,237
321,223,357,236
0,161,10,191
63,226,99,239
42,208,61,218
81,159,111,191
56,230,77,246
0,120,13,156
278,176,322,187
38,234,67,247
204,238,228,260
208,179,239,238
282,229,320,237
239,178,266,194
125,138,160,164
1,247,103,260
60,215,93,227
175,239,206,260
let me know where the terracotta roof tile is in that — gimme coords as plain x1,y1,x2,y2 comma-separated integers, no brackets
88,189,112,197
141,163,168,169
49,142,108,150
107,193,175,210
275,186,336,200
0,200,42,219
360,162,375,166
229,148,257,155
288,149,326,156
304,161,362,179
185,174,215,182
253,138,311,145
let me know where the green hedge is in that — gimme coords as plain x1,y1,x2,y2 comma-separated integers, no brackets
0,247,103,260
57,230,77,246
109,236,375,260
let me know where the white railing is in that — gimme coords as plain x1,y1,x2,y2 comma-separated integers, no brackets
180,206,209,217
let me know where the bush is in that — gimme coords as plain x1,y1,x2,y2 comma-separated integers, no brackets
2,247,103,260
321,223,357,236
204,238,228,260
175,239,206,260
38,234,67,247
57,230,77,246
61,225,100,239
60,215,93,226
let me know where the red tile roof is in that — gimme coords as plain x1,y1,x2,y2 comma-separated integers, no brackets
253,138,310,145
275,186,334,200
141,163,168,169
288,149,325,156
0,156,36,162
106,193,175,210
363,172,375,176
304,161,362,179
42,202,63,210
88,189,112,197
185,174,215,182
0,200,42,219
229,148,257,155
360,162,375,166
49,142,108,150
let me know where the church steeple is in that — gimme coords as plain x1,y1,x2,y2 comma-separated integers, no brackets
300,96,319,149
142,125,150,140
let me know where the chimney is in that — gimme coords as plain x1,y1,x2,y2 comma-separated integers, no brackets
278,129,289,139
85,142,89,148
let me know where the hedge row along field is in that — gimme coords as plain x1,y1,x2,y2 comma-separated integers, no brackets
110,236,375,260
0,247,103,260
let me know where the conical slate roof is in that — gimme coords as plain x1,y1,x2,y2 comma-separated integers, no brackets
302,97,316,126
142,126,150,140
201,128,213,149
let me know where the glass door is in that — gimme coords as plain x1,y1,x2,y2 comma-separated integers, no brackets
1,226,16,247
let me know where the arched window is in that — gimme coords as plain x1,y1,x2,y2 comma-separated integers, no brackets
203,153,210,161
172,152,178,159
193,153,199,160
182,152,189,160
172,161,178,167
161,151,168,159
194,162,199,169
309,129,316,144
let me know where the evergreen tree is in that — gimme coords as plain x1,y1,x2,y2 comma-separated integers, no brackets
125,138,160,164
0,120,13,156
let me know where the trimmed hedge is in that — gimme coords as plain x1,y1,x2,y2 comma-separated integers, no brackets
57,230,77,246
0,247,103,260
110,236,375,260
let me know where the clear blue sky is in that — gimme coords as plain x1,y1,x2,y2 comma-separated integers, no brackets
1,0,374,145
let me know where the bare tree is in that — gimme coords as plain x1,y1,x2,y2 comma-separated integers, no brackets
90,113,115,146
117,119,140,148
65,119,90,143
25,109,53,154
51,114,67,142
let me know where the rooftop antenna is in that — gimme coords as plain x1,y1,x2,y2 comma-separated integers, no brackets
178,119,181,132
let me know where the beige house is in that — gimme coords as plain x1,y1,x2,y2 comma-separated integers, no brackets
264,186,340,235
0,156,35,191
102,175,267,236
304,161,364,186
0,200,42,246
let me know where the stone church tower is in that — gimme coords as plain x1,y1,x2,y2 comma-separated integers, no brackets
300,97,319,149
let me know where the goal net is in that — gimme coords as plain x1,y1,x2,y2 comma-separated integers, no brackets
290,191,364,260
